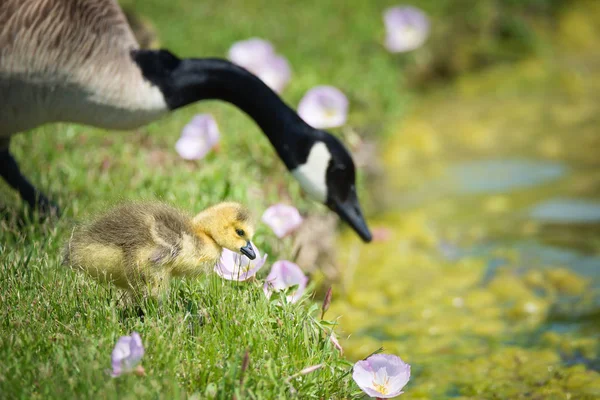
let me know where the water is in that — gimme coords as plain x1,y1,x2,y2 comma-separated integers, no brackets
445,159,568,195
530,199,600,224
332,4,600,397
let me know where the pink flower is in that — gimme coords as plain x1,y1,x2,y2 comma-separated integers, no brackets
261,204,303,238
263,260,308,303
383,6,430,53
111,332,145,377
298,86,348,129
175,114,220,160
255,54,291,94
215,242,267,281
353,354,411,398
228,38,291,93
228,38,275,67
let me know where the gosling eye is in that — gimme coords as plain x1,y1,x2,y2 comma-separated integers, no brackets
236,228,245,237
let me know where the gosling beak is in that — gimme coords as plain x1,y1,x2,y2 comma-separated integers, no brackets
240,241,256,260
329,191,372,243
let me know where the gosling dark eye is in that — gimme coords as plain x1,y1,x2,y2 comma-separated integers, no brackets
236,229,245,237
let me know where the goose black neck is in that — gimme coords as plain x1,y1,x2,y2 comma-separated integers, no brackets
133,50,311,169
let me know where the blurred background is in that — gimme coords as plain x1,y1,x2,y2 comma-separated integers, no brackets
3,0,600,397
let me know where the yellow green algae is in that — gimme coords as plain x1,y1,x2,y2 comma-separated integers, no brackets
331,2,600,398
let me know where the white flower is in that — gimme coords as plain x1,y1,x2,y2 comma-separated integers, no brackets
228,38,275,68
215,242,267,281
111,332,144,377
298,86,348,129
383,6,430,53
261,204,303,238
175,114,220,160
228,38,291,93
263,260,308,303
353,354,411,398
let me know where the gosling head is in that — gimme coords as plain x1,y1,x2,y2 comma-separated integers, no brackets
193,202,256,259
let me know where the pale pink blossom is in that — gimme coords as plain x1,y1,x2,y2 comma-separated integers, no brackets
263,260,308,303
383,6,430,53
353,354,411,398
298,86,348,129
215,242,267,281
228,38,291,93
255,54,291,94
111,332,145,377
228,38,275,68
261,204,303,238
175,114,220,160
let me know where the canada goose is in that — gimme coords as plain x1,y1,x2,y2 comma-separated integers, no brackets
0,0,372,242
63,201,255,298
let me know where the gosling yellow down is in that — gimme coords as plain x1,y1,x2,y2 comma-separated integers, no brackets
62,201,255,298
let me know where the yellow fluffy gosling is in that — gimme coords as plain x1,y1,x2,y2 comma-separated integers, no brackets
62,201,255,299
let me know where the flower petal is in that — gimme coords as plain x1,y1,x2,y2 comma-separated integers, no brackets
352,360,375,387
352,354,411,398
228,38,275,68
228,38,291,93
111,332,145,377
261,204,303,238
128,332,145,366
176,114,220,160
263,260,308,303
383,6,430,53
368,354,410,378
111,337,131,377
256,54,291,93
215,242,267,281
298,86,348,129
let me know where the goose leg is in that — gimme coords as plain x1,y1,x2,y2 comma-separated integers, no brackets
0,140,59,216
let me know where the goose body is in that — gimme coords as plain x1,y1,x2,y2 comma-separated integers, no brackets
0,0,372,242
0,0,166,135
63,201,256,298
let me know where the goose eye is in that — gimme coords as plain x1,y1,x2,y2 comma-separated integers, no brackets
236,229,245,237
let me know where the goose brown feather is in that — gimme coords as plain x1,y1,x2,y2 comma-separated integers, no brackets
0,0,166,137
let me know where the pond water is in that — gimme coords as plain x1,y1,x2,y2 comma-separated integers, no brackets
331,3,600,398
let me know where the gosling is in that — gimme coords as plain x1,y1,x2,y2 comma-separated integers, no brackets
62,201,255,299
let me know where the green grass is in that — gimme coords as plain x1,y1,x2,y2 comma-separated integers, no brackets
0,0,566,397
1,231,353,398
0,0,410,397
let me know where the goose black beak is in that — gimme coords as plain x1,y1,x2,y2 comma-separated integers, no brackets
330,193,372,243
240,241,256,260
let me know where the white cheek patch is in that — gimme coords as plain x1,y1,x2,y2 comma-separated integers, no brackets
291,142,331,203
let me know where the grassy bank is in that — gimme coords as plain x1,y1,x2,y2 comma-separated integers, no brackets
1,0,403,397
0,0,570,398
1,233,352,397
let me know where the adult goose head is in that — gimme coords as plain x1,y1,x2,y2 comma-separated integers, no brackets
133,51,372,242
0,0,372,242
